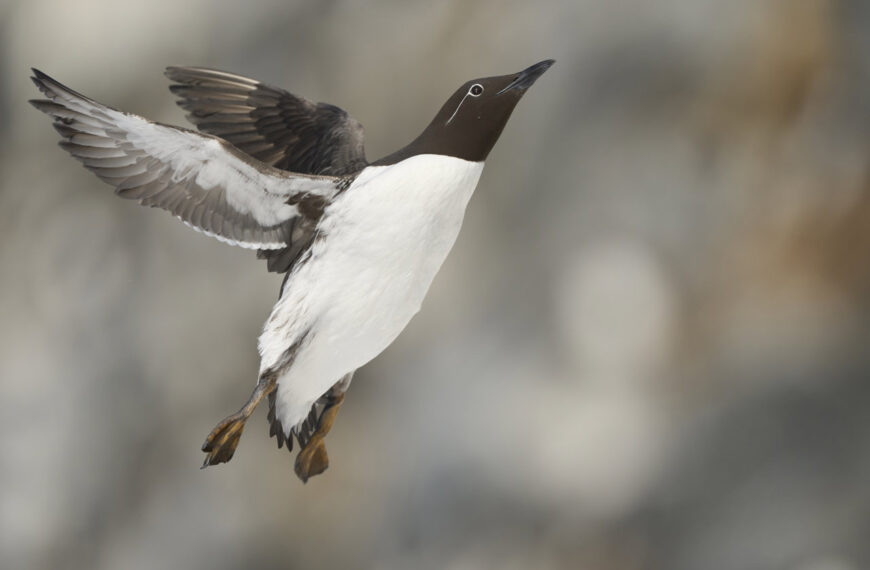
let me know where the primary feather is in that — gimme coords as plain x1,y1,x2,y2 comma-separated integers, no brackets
165,66,368,176
30,68,346,251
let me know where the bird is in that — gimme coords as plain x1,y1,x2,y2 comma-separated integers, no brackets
29,59,554,482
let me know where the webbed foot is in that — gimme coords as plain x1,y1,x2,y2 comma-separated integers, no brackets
201,413,247,467
294,393,344,482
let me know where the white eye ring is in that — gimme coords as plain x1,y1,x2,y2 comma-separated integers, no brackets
446,84,485,125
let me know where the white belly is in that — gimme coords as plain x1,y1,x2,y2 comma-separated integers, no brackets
260,154,484,430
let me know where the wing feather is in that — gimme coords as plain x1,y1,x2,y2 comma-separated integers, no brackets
31,69,345,250
166,66,368,177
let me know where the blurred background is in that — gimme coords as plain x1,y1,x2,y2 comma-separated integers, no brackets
2,0,869,568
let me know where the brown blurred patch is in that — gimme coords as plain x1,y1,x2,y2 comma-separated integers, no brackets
695,0,835,143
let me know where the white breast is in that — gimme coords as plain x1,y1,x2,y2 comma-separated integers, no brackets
260,154,484,429
320,154,483,341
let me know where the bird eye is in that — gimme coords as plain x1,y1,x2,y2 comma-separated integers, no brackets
446,83,485,125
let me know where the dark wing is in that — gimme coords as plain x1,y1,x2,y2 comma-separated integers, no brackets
165,67,368,177
30,69,344,251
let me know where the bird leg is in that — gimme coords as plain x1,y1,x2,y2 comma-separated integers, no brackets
201,372,277,468
294,391,345,482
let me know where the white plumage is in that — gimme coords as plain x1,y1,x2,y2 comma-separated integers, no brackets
260,155,484,432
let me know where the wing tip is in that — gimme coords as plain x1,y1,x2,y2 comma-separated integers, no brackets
30,68,66,96
28,98,50,112
30,71,52,98
31,68,49,83
28,68,100,110
164,66,261,89
164,66,187,81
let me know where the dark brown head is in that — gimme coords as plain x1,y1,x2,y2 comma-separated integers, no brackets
374,59,554,165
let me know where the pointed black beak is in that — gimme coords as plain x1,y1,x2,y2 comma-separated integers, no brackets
497,59,555,95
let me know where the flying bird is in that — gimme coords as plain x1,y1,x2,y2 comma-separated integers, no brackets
30,59,554,482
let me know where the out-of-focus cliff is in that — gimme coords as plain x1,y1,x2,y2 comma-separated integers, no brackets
1,1,868,569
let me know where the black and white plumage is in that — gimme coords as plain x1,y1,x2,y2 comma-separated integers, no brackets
30,60,554,481
165,67,367,273
30,70,346,251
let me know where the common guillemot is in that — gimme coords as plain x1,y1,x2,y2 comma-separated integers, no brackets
30,59,553,482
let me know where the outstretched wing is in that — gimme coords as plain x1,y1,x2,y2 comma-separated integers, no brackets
165,67,368,177
30,69,345,250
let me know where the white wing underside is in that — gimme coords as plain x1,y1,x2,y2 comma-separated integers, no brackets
30,70,344,249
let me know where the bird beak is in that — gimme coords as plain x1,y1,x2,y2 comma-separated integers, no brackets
497,59,555,95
